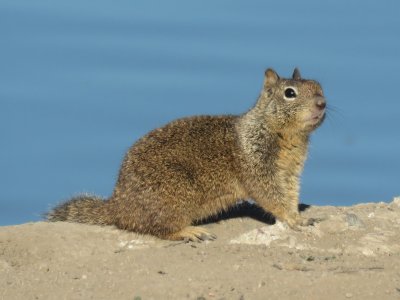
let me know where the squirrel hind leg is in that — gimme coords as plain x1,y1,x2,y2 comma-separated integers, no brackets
166,226,217,242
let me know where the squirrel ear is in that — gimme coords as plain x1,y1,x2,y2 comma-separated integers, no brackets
292,68,301,80
264,68,280,86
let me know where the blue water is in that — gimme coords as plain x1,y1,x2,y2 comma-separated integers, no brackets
1,0,399,226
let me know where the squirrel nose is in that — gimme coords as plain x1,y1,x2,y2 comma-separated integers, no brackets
315,97,326,110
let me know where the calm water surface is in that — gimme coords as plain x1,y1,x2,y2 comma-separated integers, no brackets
1,0,399,225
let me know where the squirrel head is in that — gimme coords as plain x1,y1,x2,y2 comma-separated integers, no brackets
257,68,326,133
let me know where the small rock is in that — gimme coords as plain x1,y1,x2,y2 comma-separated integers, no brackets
361,248,375,256
306,256,315,262
345,213,364,228
345,292,353,298
391,196,400,207
230,222,287,246
301,255,315,262
367,212,375,218
258,281,266,288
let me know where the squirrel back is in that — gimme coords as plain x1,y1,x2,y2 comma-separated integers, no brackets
47,68,326,241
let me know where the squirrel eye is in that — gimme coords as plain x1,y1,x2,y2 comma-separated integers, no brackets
284,87,297,100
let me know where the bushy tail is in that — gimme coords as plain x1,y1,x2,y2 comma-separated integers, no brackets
46,194,111,225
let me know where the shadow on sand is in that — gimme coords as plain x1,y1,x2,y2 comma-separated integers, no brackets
196,201,311,226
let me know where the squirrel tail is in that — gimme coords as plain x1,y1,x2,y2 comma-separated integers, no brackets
46,194,111,226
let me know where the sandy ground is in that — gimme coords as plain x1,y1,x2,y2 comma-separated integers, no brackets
1,197,400,300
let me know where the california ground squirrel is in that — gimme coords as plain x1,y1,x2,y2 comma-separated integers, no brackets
47,68,326,241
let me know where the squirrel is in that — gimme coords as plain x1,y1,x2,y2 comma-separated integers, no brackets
46,68,326,241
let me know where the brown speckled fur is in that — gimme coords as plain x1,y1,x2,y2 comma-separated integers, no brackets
47,68,326,241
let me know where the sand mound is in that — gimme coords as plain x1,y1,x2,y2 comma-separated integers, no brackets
1,198,400,299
